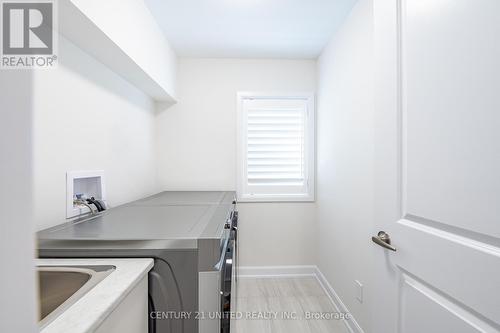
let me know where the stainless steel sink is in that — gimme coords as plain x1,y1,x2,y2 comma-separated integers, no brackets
38,265,115,328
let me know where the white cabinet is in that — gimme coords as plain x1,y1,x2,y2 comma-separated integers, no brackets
95,276,148,333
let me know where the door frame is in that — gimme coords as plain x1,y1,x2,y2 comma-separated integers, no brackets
372,0,404,332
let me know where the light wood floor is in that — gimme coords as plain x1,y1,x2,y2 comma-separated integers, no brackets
233,277,349,333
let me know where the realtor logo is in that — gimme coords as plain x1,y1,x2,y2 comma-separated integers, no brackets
1,0,57,68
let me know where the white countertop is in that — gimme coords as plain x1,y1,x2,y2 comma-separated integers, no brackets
37,258,154,333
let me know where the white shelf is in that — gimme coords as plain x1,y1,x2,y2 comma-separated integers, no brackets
58,0,176,103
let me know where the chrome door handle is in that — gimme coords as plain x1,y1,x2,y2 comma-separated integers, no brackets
372,231,396,251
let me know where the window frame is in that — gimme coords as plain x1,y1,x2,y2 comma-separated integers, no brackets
236,92,315,202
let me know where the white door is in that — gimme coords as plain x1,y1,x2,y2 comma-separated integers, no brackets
372,0,500,332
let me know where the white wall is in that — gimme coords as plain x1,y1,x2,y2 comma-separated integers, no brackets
316,0,374,330
33,36,159,230
0,72,37,332
237,202,315,266
155,58,317,266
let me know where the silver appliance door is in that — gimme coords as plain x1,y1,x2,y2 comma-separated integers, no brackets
220,240,234,333
231,211,238,285
149,262,181,333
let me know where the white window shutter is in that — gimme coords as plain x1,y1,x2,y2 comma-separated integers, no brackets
246,104,306,186
238,94,315,202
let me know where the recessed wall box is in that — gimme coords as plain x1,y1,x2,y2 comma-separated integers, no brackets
66,170,106,218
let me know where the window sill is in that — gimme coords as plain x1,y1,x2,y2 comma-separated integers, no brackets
237,194,315,203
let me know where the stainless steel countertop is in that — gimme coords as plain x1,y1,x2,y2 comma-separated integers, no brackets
37,191,236,250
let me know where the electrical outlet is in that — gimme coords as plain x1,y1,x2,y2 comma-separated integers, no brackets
355,280,363,303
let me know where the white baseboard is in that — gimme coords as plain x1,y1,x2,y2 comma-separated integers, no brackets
237,265,364,333
314,267,365,333
237,265,317,278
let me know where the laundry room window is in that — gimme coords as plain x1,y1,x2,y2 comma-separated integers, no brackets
237,93,315,202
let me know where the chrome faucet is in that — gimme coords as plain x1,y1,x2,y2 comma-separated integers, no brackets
73,199,96,216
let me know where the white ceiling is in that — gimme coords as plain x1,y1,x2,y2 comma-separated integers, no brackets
144,0,357,59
